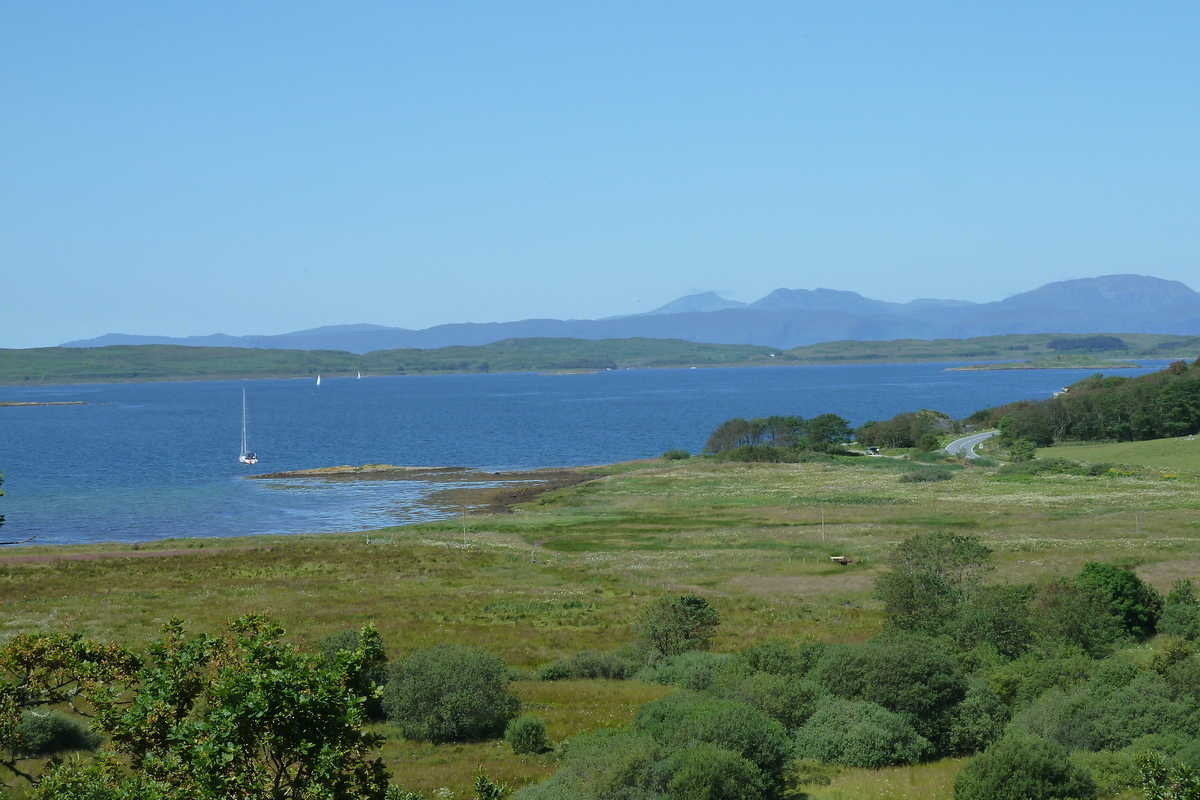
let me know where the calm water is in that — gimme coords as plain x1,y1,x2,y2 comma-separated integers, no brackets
0,363,1169,545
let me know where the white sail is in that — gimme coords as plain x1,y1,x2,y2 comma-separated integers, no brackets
238,389,258,464
316,374,321,386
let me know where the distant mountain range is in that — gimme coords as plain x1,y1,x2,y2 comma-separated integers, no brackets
62,274,1200,354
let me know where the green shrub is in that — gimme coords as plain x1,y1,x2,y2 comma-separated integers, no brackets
666,742,766,800
662,449,691,460
637,594,720,657
513,728,661,800
793,698,931,767
633,693,792,786
948,683,1010,755
1030,581,1127,656
13,711,101,756
997,457,1086,477
1161,580,1200,642
715,444,798,463
382,644,520,743
544,648,641,681
719,672,826,731
506,715,549,755
953,735,1097,800
1075,562,1162,639
972,455,998,467
1070,750,1141,796
636,651,732,691
810,637,966,753
731,639,826,678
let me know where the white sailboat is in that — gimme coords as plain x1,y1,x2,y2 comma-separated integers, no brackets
357,371,361,379
316,374,321,386
238,389,258,465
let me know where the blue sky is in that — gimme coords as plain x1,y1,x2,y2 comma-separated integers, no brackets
2,2,1198,348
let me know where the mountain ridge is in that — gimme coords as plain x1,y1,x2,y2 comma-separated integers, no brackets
59,274,1200,354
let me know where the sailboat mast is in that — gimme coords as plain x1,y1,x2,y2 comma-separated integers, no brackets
241,389,248,455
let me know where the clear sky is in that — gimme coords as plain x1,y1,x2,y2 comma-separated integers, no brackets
3,2,1198,348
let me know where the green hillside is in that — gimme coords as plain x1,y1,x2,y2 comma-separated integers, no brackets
0,338,783,386
784,332,1200,364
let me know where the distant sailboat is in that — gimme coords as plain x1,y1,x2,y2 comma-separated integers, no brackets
238,389,258,465
357,371,361,379
316,374,321,386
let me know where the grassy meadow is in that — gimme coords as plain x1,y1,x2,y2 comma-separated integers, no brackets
3,448,1200,796
1043,435,1200,473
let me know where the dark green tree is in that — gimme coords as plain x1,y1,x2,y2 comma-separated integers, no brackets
1160,579,1200,642
1075,562,1162,639
1029,580,1126,656
793,698,931,767
804,414,854,452
875,532,993,634
637,594,720,657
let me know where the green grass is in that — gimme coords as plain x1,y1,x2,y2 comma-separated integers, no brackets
1044,437,1200,473
5,454,1200,795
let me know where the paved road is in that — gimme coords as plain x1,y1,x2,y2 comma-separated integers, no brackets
945,430,998,459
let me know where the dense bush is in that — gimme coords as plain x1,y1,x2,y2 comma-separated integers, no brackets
12,711,101,757
637,651,732,691
730,638,825,677
1160,579,1200,642
382,644,520,743
719,672,827,731
637,594,719,657
1029,581,1127,656
793,698,931,767
810,637,966,753
513,728,661,800
715,444,799,463
953,735,1097,800
951,584,1034,659
1075,562,1162,639
875,531,993,635
665,742,767,800
633,693,793,788
661,448,690,460
506,715,549,755
947,683,1010,755
538,647,643,681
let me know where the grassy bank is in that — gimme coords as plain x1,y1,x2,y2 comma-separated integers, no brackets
1044,436,1200,472
3,453,1199,795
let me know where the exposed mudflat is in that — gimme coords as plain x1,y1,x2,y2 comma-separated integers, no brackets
250,464,599,515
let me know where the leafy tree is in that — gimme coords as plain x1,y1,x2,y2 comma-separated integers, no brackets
947,683,1010,756
637,594,720,657
804,414,853,452
1139,752,1200,800
720,672,826,731
793,698,931,767
320,627,388,721
0,631,138,784
1075,562,1162,639
512,728,661,800
953,735,1097,800
1030,581,1126,656
951,584,1034,659
1161,580,1200,642
382,644,519,743
89,615,391,800
1007,438,1037,461
875,532,993,634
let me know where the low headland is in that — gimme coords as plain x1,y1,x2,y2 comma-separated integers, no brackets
1,331,1197,385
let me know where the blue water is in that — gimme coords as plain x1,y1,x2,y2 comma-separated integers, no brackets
0,362,1170,545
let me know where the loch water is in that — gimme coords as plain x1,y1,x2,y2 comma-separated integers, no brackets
0,362,1170,545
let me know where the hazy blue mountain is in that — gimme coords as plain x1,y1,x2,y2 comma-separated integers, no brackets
644,291,748,315
59,274,1200,353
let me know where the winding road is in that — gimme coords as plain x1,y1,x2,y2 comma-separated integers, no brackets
945,430,999,459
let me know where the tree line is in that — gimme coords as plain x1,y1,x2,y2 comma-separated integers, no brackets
971,358,1200,446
